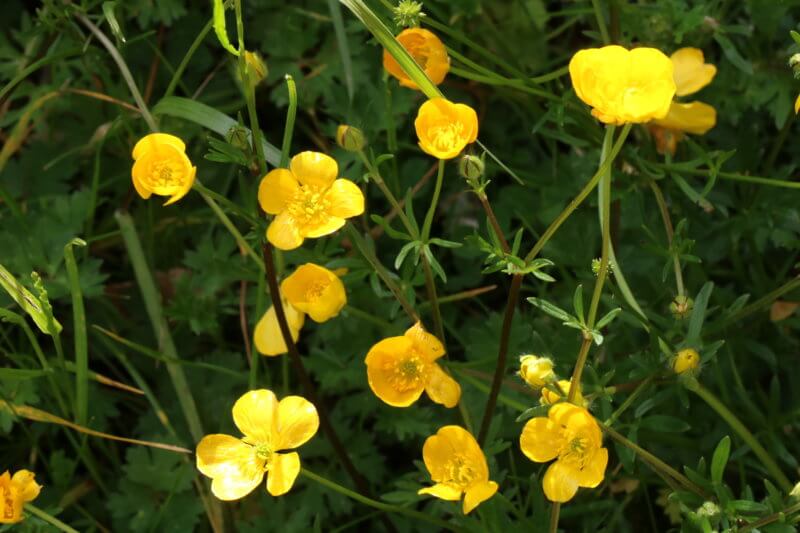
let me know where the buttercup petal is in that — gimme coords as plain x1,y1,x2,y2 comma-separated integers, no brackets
671,48,717,97
266,452,301,496
274,396,320,450
520,416,563,463
232,389,278,444
290,151,338,188
421,427,458,482
301,214,346,239
795,94,800,114
10,470,41,502
436,426,488,479
253,301,305,356
463,481,498,515
281,263,346,322
455,103,479,143
196,434,263,501
365,336,425,407
542,461,581,503
404,322,445,361
652,101,717,135
258,168,300,215
267,211,304,250
132,133,185,160
325,179,365,219
164,164,196,206
384,28,450,89
576,447,608,488
131,168,153,199
425,363,461,408
418,483,462,501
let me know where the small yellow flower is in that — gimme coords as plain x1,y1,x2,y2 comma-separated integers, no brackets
365,322,461,407
131,133,197,205
196,389,319,500
414,98,479,160
258,152,364,250
518,355,555,389
569,45,676,125
0,469,41,524
254,296,305,356
672,348,700,374
540,379,584,406
281,263,346,323
651,48,717,153
384,28,450,90
418,425,499,514
520,403,608,503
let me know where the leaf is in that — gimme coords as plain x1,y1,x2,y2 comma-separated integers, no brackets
394,241,418,270
595,308,622,329
0,263,61,334
714,33,753,75
711,435,730,485
639,415,690,433
792,30,800,45
102,2,126,43
515,405,549,423
573,285,585,324
370,215,411,241
429,238,462,249
212,0,240,56
687,281,714,345
527,297,573,322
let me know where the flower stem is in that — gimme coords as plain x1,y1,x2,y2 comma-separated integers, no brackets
421,159,445,242
301,469,456,531
163,19,213,99
591,0,611,44
358,151,417,236
477,192,510,253
740,501,800,532
420,253,445,344
24,504,79,533
234,0,266,173
685,378,792,491
649,180,684,298
279,75,297,168
196,186,264,270
604,375,655,427
549,502,561,533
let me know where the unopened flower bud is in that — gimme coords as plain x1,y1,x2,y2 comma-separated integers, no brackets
541,379,584,406
459,154,484,182
243,51,268,86
591,258,613,277
226,125,251,152
696,501,720,519
393,0,425,28
672,348,700,375
670,295,694,320
518,355,554,389
336,125,366,152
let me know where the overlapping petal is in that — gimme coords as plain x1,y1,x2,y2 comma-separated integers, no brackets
196,434,263,501
258,168,300,215
274,396,320,450
233,390,278,444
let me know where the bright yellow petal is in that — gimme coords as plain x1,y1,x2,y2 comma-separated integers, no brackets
274,396,320,450
542,461,581,503
404,322,445,361
232,389,278,444
652,101,716,135
425,363,461,408
671,48,717,97
253,302,305,356
424,426,488,481
300,214,346,239
463,481,498,515
550,403,602,446
163,164,196,206
455,103,479,144
10,470,41,502
196,434,263,501
132,133,186,160
258,168,300,215
324,179,364,219
266,451,300,496
520,416,563,463
365,336,425,407
131,170,152,199
267,212,304,250
290,151,338,188
576,447,608,488
795,94,800,114
418,483,462,501
281,263,346,323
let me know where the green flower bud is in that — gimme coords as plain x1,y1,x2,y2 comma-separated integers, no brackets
670,295,694,320
459,154,484,182
243,50,268,86
393,0,425,28
336,125,366,152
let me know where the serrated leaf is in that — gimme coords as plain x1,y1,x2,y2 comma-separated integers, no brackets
213,0,240,56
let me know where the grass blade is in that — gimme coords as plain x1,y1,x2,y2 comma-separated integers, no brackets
63,238,88,426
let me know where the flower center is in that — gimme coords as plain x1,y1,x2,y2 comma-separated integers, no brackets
443,454,477,488
2,486,14,520
148,160,184,188
559,435,592,469
288,186,331,227
386,351,429,392
254,443,273,470
428,122,464,153
305,280,329,301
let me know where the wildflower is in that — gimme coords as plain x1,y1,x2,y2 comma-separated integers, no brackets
418,426,498,514
415,98,479,160
254,296,305,356
672,348,700,374
131,133,197,205
518,355,555,389
281,263,346,323
258,152,365,250
0,469,41,524
520,403,608,502
196,389,319,499
569,45,676,125
365,322,461,407
384,28,449,90
335,125,366,152
651,48,717,153
540,379,584,406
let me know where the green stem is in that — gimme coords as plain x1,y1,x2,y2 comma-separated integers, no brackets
549,502,561,533
191,181,259,225
654,164,800,190
740,501,800,533
359,151,416,237
163,19,213,99
234,0,266,173
300,469,456,531
685,378,792,491
63,239,88,427
604,376,655,427
24,504,79,533
195,186,264,270
649,180,684,297
420,253,445,343
279,75,297,168
421,159,444,242
76,14,158,132
591,0,611,44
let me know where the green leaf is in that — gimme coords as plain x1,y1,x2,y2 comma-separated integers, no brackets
639,415,690,433
714,33,753,75
370,215,411,241
791,30,800,45
711,435,730,485
573,285,585,324
0,263,61,334
212,0,240,56
0,368,51,380
102,2,126,43
428,238,462,248
687,281,714,345
527,297,573,322
394,241,419,270
595,308,622,329
515,405,549,423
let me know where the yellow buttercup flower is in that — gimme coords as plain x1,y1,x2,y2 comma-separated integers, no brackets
281,263,346,323
414,98,479,160
540,379,584,406
520,403,608,503
131,133,197,205
365,322,461,407
196,389,319,500
418,425,499,514
384,28,450,90
0,469,41,524
651,48,717,153
672,348,700,374
254,296,305,356
569,45,676,125
258,151,365,250
518,355,555,389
